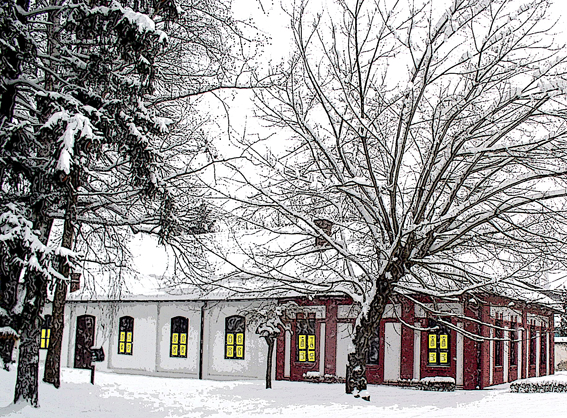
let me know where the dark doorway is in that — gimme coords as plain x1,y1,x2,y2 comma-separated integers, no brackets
74,315,96,369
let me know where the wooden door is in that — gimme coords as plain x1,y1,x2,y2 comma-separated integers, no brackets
74,315,95,369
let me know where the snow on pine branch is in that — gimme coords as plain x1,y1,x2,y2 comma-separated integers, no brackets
0,326,19,339
0,204,76,280
91,0,168,43
43,111,98,175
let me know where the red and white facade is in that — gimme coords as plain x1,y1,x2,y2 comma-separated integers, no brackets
43,292,555,389
275,294,555,389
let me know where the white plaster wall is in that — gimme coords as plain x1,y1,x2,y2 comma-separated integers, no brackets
156,302,201,375
204,301,271,380
335,323,354,378
383,322,401,382
555,341,567,370
107,303,158,372
59,299,275,381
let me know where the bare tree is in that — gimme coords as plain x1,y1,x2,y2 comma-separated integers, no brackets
240,302,293,389
200,0,567,399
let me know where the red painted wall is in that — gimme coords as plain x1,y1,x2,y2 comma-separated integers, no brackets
274,294,555,390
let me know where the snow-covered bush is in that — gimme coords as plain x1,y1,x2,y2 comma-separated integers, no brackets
419,377,456,392
510,375,567,393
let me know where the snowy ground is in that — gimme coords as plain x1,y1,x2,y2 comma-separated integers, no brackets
1,368,566,418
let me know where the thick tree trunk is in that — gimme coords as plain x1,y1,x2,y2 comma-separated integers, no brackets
264,336,275,389
42,280,68,387
0,253,22,371
13,217,52,405
14,271,48,406
14,317,41,406
345,271,396,401
44,177,77,388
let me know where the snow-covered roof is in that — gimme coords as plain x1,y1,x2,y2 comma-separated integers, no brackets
65,228,562,312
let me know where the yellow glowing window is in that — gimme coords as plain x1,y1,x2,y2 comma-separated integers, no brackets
40,315,52,349
297,318,316,363
225,316,245,360
429,334,437,349
308,335,315,350
170,316,188,358
427,319,450,367
118,316,134,355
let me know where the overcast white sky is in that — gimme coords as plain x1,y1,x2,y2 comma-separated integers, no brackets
231,0,567,61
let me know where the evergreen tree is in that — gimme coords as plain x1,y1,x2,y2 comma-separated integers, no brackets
1,0,256,404
1,0,174,404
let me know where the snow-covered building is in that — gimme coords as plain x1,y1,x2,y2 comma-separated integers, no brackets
39,288,555,390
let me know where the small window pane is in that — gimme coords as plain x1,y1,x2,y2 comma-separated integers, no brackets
429,334,437,349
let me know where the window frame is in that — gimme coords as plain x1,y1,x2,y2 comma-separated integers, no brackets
367,324,380,365
170,316,188,358
540,326,547,366
427,319,451,367
510,321,517,366
495,317,503,367
117,316,134,355
225,315,245,360
296,315,316,363
529,323,536,365
40,315,52,350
